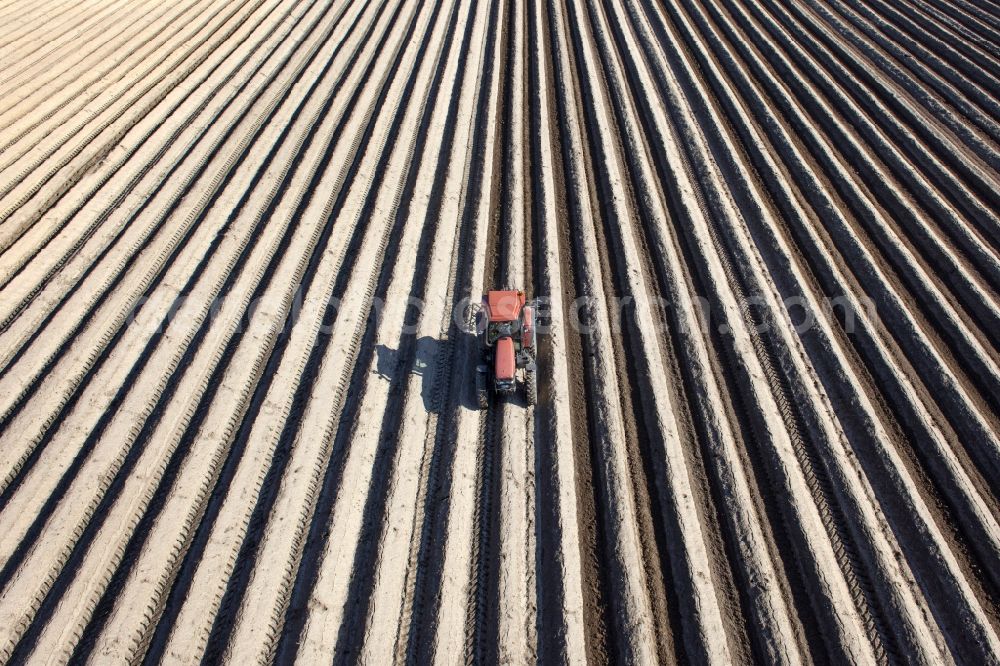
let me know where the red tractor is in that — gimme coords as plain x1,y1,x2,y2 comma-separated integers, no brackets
474,290,537,409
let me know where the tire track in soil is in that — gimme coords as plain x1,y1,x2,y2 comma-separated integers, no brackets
621,0,886,661
542,0,621,659
660,1,962,661
0,0,262,210
466,0,510,660
561,0,693,660
81,0,408,655
616,2,812,662
525,0,585,659
139,0,439,659
714,0,1000,492
0,0,365,527
669,0,1000,654
648,1,944,658
0,0,293,297
0,0,382,659
391,0,501,658
292,0,467,657
548,0,668,659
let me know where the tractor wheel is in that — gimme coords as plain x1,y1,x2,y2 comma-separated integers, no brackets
476,369,489,410
525,367,537,406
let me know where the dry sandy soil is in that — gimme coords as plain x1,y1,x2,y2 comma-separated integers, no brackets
0,0,998,662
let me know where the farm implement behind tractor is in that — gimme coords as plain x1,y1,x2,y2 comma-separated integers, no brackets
474,290,537,409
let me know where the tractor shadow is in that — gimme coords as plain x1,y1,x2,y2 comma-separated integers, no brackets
375,335,447,414
374,323,487,414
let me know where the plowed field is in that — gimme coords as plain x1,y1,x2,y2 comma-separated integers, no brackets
0,0,998,661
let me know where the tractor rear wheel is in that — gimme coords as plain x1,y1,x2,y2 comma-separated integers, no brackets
476,369,489,409
525,367,537,406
